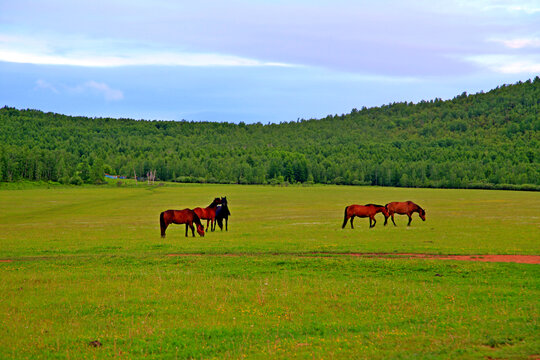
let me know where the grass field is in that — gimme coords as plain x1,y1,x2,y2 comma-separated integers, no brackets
1,183,539,359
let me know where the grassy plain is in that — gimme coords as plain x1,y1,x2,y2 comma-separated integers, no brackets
0,183,539,359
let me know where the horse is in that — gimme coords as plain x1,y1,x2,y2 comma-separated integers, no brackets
384,201,426,226
193,198,222,232
215,196,231,231
160,209,205,238
342,204,389,229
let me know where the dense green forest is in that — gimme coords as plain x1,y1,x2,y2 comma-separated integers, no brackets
1,78,539,189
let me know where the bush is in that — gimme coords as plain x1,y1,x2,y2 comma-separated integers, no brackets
69,175,83,186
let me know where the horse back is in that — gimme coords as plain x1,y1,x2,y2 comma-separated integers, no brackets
168,208,196,224
386,201,418,214
347,204,373,217
194,206,216,220
193,207,204,218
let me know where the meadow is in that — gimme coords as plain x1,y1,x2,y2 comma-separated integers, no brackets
0,183,539,359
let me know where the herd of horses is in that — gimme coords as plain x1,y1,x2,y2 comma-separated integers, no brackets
160,198,425,238
160,197,230,238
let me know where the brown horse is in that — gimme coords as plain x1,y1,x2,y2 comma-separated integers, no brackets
342,204,390,229
384,201,426,226
193,198,222,232
160,209,205,238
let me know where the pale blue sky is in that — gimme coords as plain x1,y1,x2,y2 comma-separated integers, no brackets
1,0,539,122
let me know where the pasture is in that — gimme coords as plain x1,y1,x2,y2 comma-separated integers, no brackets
0,184,539,359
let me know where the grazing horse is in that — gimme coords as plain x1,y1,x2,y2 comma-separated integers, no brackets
194,198,222,232
215,196,231,231
384,201,426,226
342,204,390,229
160,209,205,238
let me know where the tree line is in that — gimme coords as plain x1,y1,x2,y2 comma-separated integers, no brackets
0,78,538,190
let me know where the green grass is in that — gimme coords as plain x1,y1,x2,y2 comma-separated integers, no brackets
1,184,539,359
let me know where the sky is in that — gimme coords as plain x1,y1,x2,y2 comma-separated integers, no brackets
1,0,539,123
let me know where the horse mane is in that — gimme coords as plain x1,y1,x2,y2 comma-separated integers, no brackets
208,198,220,207
407,201,425,214
192,211,202,225
365,203,385,208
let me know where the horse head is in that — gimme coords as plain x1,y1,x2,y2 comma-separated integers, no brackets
196,223,205,236
419,208,426,221
209,197,222,207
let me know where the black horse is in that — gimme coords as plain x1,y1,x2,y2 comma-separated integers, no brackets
215,196,231,231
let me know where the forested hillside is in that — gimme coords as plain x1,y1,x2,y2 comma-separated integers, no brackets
1,78,539,189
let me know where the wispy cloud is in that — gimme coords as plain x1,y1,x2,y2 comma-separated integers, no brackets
35,79,58,93
491,37,540,49
466,54,540,74
33,78,124,101
456,0,540,14
72,81,124,101
0,33,294,68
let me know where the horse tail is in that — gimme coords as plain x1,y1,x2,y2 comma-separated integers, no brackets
160,211,166,238
342,206,349,229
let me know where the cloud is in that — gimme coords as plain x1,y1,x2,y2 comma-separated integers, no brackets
35,79,58,93
0,33,294,68
492,37,540,49
32,78,123,101
465,54,540,74
456,0,540,14
73,81,124,101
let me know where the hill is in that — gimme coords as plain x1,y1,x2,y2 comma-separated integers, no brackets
0,78,538,189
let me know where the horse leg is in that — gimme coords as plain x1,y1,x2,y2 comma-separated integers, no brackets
370,216,376,228
391,214,397,226
350,216,355,229
407,214,412,226
217,219,222,231
190,224,196,236
225,218,228,231
206,219,210,232
185,224,189,237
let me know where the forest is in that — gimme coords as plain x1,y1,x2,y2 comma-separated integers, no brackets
0,78,538,190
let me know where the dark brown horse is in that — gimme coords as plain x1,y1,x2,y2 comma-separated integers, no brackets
215,196,231,231
194,198,222,232
342,204,390,229
160,209,205,238
384,201,426,226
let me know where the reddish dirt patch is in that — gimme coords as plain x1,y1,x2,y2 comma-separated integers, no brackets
166,253,540,264
166,253,240,257
348,253,540,264
0,259,13,263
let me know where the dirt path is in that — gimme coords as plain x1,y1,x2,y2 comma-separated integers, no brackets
348,253,540,264
2,253,538,264
166,253,540,264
